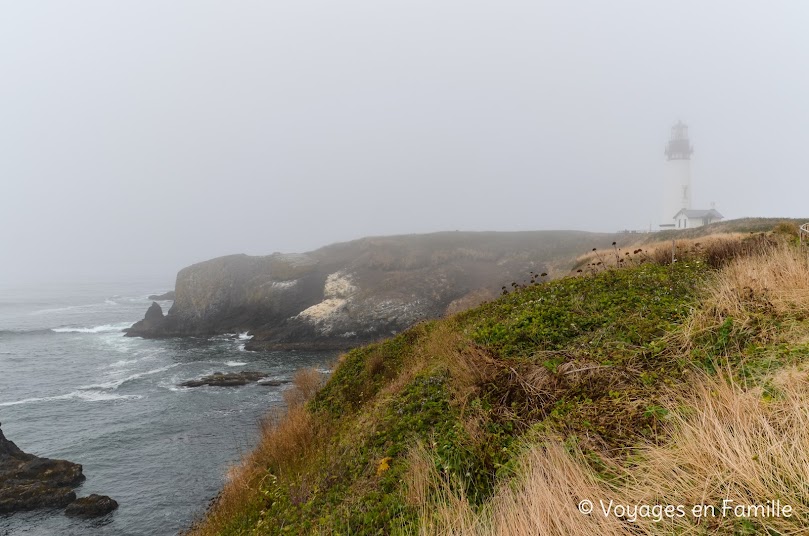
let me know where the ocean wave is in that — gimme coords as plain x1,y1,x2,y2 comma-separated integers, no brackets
51,322,134,334
79,364,179,391
108,359,140,368
29,300,121,316
122,295,155,302
238,332,253,340
225,361,247,367
74,391,142,402
0,391,142,407
209,334,235,341
0,328,55,338
28,304,90,315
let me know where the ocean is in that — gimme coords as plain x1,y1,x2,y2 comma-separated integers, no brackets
0,279,334,535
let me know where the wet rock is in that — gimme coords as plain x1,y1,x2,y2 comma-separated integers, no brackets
64,494,119,518
124,302,165,337
143,302,164,322
256,379,292,387
0,424,85,513
0,482,77,512
180,371,268,388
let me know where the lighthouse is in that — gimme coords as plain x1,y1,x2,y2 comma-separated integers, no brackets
660,121,693,228
659,122,723,229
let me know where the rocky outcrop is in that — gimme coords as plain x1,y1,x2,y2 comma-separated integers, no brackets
257,379,292,387
64,494,119,518
125,302,166,337
148,290,176,301
127,231,624,350
0,424,85,513
180,371,269,388
0,425,118,517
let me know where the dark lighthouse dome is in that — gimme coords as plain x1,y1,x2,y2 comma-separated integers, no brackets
665,120,694,160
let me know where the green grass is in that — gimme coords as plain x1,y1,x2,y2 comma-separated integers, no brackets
192,232,809,536
463,261,702,360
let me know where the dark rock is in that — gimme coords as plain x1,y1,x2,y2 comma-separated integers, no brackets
180,371,268,388
64,494,119,518
143,302,164,322
0,425,26,459
0,424,85,513
0,482,77,512
256,379,292,387
124,302,165,337
148,290,175,301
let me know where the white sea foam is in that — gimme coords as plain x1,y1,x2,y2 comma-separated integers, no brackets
30,299,126,316
238,344,246,352
161,373,189,392
108,359,140,368
0,395,70,407
225,361,247,367
238,332,253,340
51,322,134,334
73,391,142,402
79,364,179,390
101,335,139,354
270,280,298,289
0,391,141,407
29,304,89,315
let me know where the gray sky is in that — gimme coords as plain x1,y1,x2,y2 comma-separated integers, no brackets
2,1,808,284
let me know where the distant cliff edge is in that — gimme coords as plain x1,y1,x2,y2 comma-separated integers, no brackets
126,231,624,350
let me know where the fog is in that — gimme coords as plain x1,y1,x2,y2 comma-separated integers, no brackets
2,1,807,284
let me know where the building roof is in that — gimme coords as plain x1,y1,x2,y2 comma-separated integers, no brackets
673,208,724,219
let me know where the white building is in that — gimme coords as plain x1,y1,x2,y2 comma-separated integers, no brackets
660,122,722,229
673,208,723,229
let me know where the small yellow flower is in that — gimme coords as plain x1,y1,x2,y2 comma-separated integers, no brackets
376,457,392,476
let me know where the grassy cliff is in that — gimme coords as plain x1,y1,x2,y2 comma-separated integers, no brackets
189,223,809,535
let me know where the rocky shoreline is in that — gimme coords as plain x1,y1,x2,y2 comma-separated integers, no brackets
0,424,117,518
125,231,620,350
180,371,283,388
147,290,176,301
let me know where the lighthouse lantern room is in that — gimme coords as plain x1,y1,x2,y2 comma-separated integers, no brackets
660,121,693,228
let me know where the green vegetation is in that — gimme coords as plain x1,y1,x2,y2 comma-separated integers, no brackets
190,228,809,536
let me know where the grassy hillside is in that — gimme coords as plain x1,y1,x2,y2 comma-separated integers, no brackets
189,223,809,535
650,217,804,241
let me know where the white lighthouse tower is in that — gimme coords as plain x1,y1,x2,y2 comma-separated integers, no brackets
660,121,693,228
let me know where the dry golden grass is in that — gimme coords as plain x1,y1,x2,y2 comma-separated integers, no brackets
570,233,754,273
187,368,327,536
702,242,809,318
680,240,809,352
414,241,809,536
416,368,809,535
414,440,633,536
282,367,326,408
628,370,809,534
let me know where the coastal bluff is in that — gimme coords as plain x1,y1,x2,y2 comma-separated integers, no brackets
126,231,621,350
